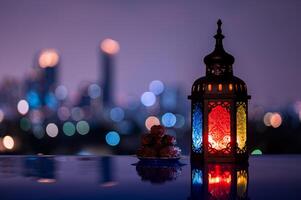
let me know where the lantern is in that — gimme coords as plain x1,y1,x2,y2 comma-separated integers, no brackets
189,163,249,200
188,19,251,163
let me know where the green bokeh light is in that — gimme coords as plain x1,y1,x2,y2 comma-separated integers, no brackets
63,122,76,136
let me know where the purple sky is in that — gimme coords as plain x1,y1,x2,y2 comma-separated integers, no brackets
0,0,299,107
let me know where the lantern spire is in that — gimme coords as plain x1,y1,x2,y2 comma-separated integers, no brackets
214,19,224,50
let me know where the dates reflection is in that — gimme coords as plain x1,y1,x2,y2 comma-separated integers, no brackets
189,163,248,200
134,161,184,184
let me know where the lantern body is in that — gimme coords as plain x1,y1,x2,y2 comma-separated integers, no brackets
189,163,249,200
189,20,250,163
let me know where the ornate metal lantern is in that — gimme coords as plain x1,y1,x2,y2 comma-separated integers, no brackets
188,20,251,163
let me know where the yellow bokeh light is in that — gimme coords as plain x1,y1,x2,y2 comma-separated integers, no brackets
145,116,160,130
3,135,14,150
38,49,59,68
100,38,120,55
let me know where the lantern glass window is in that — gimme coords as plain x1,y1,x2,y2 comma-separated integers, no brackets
208,102,231,153
192,102,202,153
236,102,247,152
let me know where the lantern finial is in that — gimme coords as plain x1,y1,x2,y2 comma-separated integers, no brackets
214,19,224,50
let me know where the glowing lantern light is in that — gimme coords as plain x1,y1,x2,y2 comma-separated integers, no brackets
188,20,251,163
3,135,14,150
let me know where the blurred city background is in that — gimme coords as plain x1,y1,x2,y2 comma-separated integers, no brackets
0,0,299,155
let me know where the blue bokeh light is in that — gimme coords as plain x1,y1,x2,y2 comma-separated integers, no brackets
26,90,41,109
88,84,101,99
161,112,177,127
45,92,58,110
149,80,164,95
140,92,156,107
105,131,120,146
110,107,125,122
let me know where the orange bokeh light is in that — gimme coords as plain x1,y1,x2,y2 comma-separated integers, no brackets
38,49,59,68
100,38,120,55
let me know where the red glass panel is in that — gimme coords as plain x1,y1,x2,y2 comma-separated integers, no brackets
208,165,232,199
208,103,231,152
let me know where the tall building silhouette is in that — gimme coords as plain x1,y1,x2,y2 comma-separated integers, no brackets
100,39,119,107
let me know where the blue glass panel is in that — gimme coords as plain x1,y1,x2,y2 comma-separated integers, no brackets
192,102,202,153
192,169,203,185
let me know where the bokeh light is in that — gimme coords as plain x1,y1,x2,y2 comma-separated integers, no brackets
38,49,59,68
17,99,29,115
149,80,164,95
145,116,160,130
57,106,71,121
45,92,58,110
63,122,76,136
270,113,282,128
100,38,120,55
26,90,41,108
140,92,156,107
88,84,101,99
76,121,90,135
0,109,4,122
161,112,177,127
33,125,45,139
251,149,263,155
3,135,14,150
263,112,273,126
20,117,31,131
110,107,125,122
46,123,59,138
105,131,120,146
55,85,68,100
71,107,84,121
263,112,282,128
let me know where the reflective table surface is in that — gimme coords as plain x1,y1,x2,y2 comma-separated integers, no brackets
0,155,299,200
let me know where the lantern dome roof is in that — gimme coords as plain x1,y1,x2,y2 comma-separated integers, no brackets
204,19,234,76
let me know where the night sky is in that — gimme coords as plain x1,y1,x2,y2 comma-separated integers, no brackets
0,0,299,108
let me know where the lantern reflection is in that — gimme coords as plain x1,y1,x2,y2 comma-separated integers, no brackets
189,164,248,200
